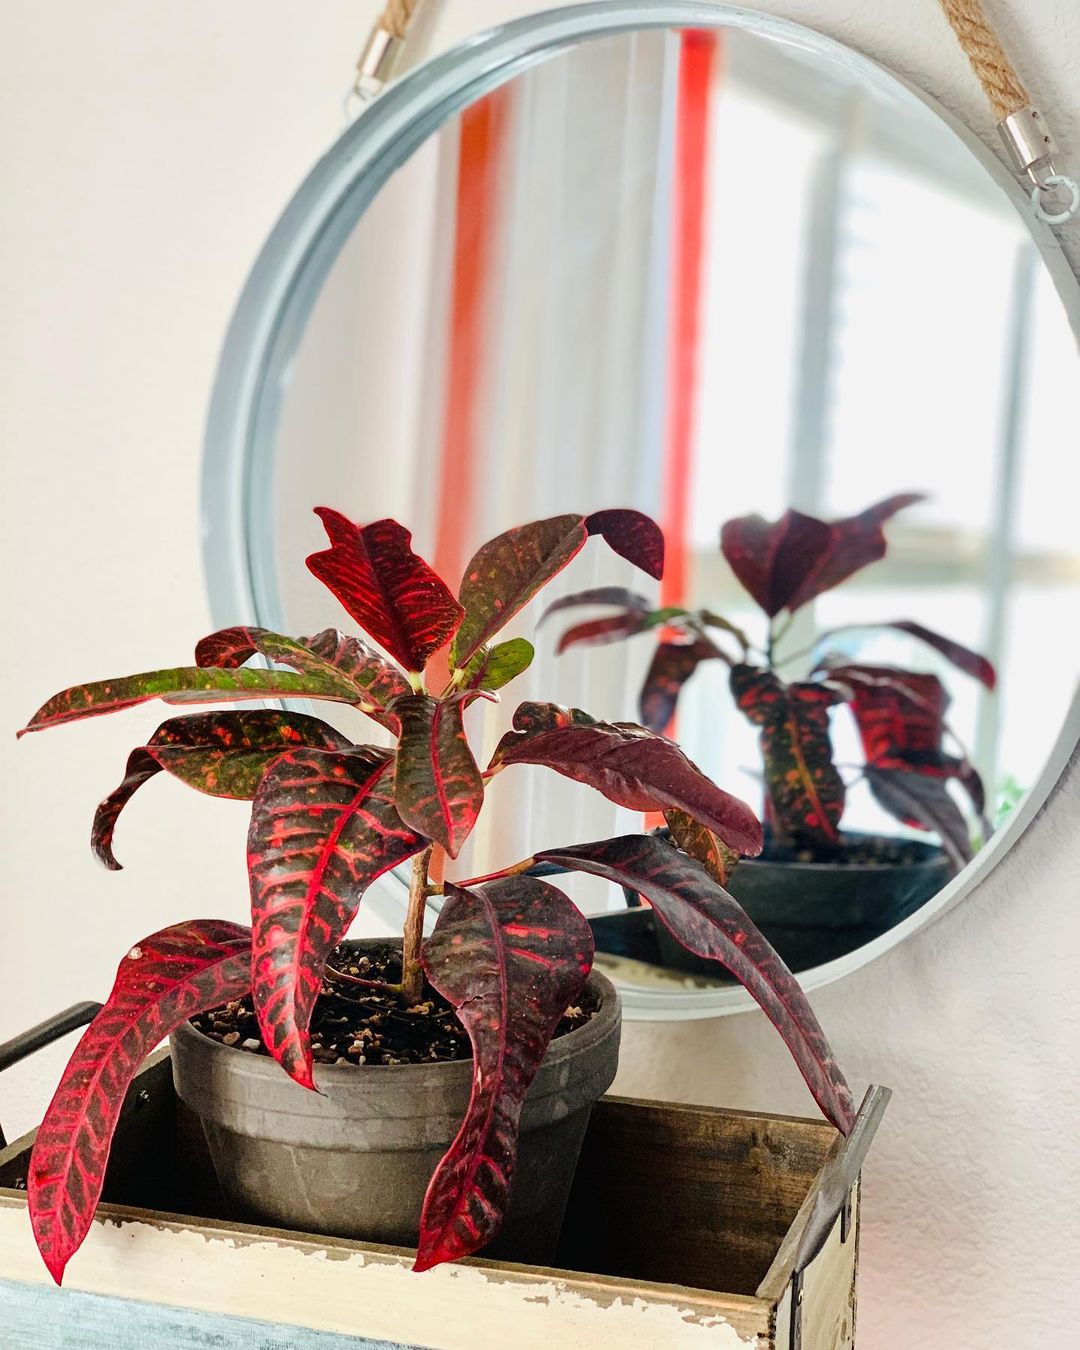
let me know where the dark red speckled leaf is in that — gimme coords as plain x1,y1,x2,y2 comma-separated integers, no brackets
196,625,410,729
721,494,921,617
785,495,922,613
584,509,665,579
639,639,719,732
415,875,593,1271
730,666,844,848
247,747,424,1087
865,768,973,870
818,620,996,690
92,710,352,870
452,513,663,667
537,586,653,625
720,511,831,617
393,694,487,857
19,664,356,737
489,701,762,856
536,836,854,1134
451,515,589,666
306,509,463,672
556,612,648,654
28,920,251,1285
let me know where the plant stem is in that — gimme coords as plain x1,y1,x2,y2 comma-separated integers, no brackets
401,846,433,1005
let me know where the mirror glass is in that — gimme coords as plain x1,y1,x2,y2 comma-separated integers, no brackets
222,19,1080,1004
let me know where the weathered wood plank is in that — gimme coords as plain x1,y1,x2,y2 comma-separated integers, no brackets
0,1198,771,1348
560,1095,835,1296
0,1062,861,1347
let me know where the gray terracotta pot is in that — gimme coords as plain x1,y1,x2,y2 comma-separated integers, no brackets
171,947,620,1264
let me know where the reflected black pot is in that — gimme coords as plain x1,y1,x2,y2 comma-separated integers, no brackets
653,832,953,975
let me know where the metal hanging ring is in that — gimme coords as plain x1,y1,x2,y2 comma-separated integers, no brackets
1031,174,1080,226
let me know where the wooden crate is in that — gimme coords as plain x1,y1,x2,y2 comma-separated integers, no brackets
0,1053,884,1349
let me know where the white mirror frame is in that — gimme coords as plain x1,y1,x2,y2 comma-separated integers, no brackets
200,0,1080,1020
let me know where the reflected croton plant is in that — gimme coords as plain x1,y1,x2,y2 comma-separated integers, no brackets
20,507,855,1284
550,495,996,867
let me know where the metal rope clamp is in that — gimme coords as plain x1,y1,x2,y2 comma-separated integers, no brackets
344,26,404,121
999,106,1079,225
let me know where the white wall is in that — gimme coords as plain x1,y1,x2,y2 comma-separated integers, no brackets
2,3,1077,1346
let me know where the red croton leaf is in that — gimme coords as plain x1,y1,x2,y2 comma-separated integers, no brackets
833,666,990,839
818,620,996,691
489,702,763,856
865,768,973,870
721,494,922,617
306,509,464,672
538,586,653,625
639,639,719,732
451,515,590,667
831,666,950,773
584,509,664,579
247,746,425,1088
28,920,252,1285
415,874,593,1271
392,694,487,858
556,612,648,655
196,625,411,729
730,666,844,847
18,664,357,737
536,836,854,1134
93,710,352,870
451,513,663,668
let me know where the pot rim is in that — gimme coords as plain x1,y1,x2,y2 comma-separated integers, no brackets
172,966,621,1084
741,834,951,875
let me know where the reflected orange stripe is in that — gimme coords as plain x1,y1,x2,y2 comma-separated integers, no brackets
648,30,719,829
432,89,511,595
661,29,720,610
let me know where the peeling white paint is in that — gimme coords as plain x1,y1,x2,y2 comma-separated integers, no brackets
0,1205,763,1349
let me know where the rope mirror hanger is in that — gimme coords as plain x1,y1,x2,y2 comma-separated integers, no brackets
349,0,1078,225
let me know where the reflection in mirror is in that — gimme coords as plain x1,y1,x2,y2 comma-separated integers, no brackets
252,25,1080,991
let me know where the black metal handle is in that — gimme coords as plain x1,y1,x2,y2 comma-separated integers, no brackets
792,1084,892,1276
0,1002,102,1074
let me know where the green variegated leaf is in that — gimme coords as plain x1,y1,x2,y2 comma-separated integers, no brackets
460,638,534,692
19,665,357,737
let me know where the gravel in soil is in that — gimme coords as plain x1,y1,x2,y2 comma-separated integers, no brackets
758,831,941,867
190,942,597,1067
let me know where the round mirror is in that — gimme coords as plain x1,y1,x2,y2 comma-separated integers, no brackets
203,3,1080,1018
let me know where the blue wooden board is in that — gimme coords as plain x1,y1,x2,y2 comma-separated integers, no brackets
0,1278,428,1349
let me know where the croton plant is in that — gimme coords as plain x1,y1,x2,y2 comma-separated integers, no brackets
20,507,854,1285
549,495,996,868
